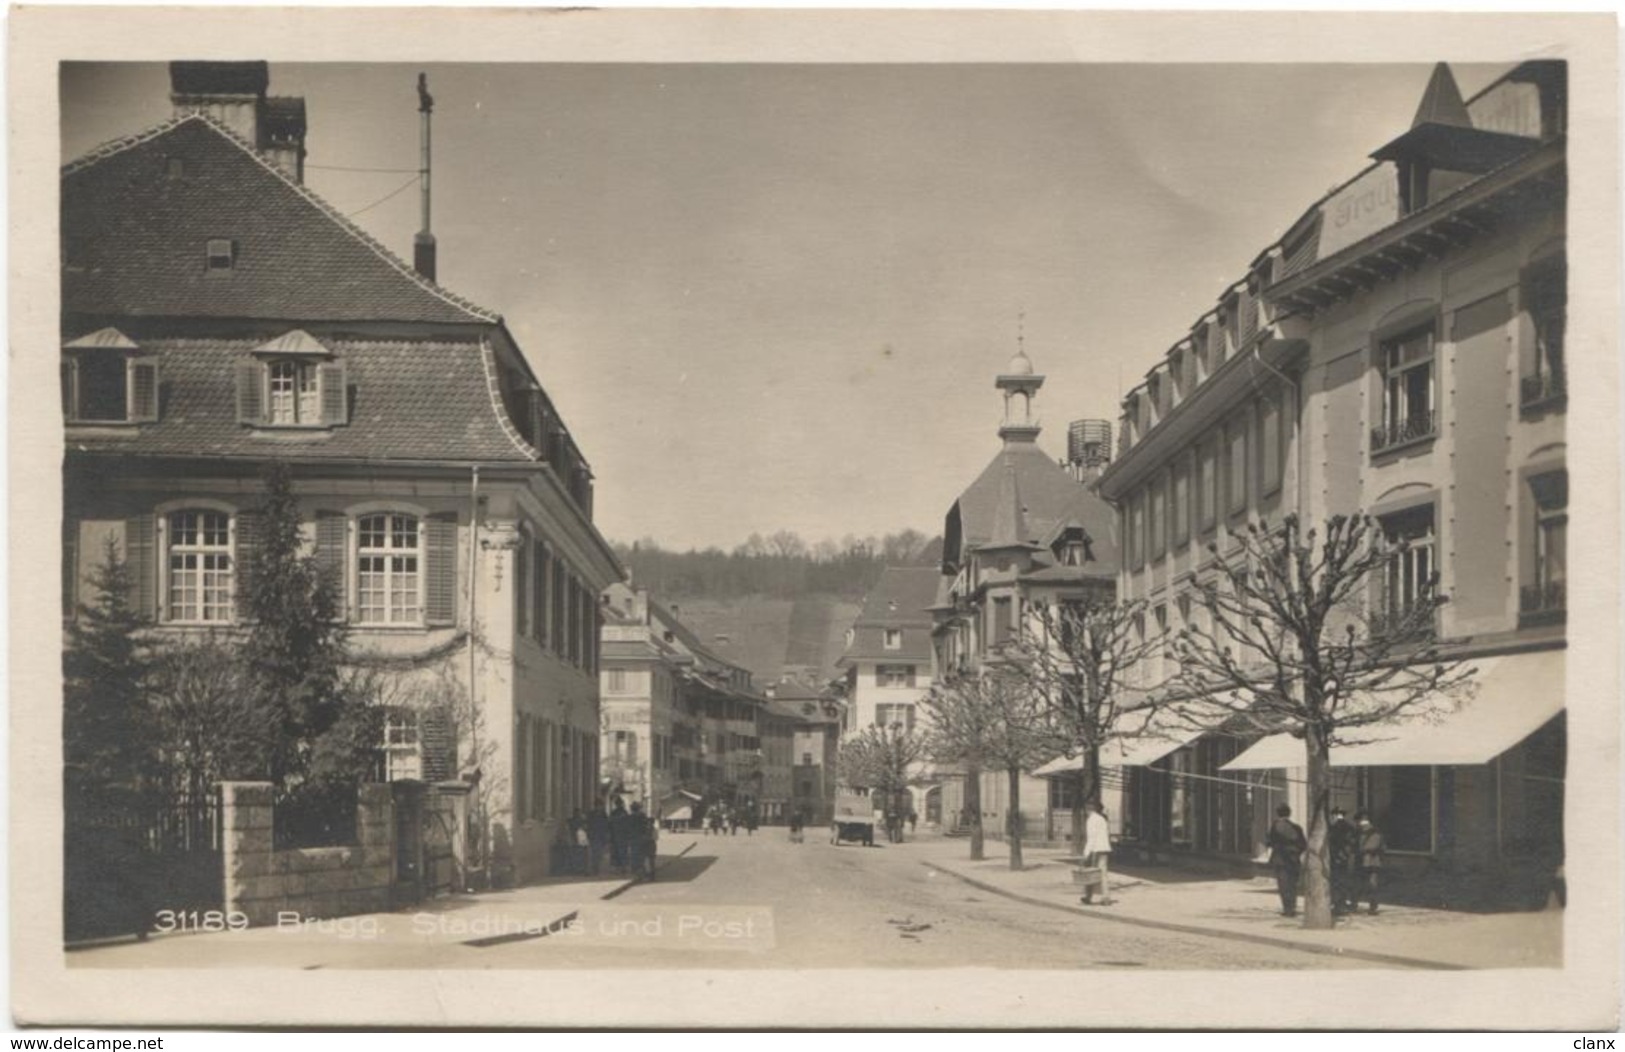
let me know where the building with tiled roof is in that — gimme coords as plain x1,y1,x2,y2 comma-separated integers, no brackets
1098,62,1567,896
930,349,1121,842
61,62,623,892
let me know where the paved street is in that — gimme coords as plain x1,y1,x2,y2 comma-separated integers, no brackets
71,831,1383,971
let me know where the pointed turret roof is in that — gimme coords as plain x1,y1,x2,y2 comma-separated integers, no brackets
1371,62,1539,174
1411,62,1473,130
981,457,1042,553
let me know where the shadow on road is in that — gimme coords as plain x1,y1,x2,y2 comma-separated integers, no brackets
642,854,719,884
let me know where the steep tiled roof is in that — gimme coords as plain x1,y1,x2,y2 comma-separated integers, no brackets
842,566,941,665
64,335,536,463
62,116,499,326
953,442,1119,572
853,567,942,627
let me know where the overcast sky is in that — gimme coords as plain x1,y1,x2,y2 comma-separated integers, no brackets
61,61,1509,552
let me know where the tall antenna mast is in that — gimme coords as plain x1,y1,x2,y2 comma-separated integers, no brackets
414,72,437,282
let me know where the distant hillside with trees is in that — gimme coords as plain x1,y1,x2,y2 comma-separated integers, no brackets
611,529,943,601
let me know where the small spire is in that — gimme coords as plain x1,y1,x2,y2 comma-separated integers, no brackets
1412,63,1472,130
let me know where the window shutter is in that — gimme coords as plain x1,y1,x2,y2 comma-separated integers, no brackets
318,361,348,425
128,357,160,422
125,515,157,621
234,509,259,618
531,538,547,644
236,362,264,425
314,511,348,616
425,512,459,626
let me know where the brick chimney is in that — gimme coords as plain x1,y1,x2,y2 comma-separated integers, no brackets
169,61,307,184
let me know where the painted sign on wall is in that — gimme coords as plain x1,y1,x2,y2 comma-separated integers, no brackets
1468,81,1542,138
1317,164,1400,259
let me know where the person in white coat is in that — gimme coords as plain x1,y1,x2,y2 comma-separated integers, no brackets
1082,801,1113,906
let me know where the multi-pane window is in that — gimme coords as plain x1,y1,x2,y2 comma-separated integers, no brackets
382,709,421,782
1171,459,1191,545
1375,326,1435,451
991,596,1013,644
1149,475,1167,559
1197,438,1218,531
1128,494,1146,569
1258,396,1282,495
1525,471,1567,617
357,513,421,624
876,664,917,688
1523,261,1566,408
167,510,233,622
267,359,320,425
874,702,916,732
1225,418,1248,514
1379,505,1436,625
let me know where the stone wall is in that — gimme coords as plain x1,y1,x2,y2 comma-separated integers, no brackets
221,782,395,927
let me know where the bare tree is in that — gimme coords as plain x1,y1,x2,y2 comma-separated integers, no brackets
1013,594,1160,849
767,529,807,559
837,723,925,820
921,668,1064,870
1168,514,1476,930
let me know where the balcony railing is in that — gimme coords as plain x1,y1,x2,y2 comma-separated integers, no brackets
1520,371,1566,410
1519,581,1566,624
1370,410,1436,455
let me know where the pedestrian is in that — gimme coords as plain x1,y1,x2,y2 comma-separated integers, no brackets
608,797,631,874
729,811,740,836
1267,803,1308,917
585,799,610,877
1354,810,1386,915
1081,800,1113,906
1328,806,1358,916
746,810,757,836
628,802,657,880
908,810,918,835
788,809,804,845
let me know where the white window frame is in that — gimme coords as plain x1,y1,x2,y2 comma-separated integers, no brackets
160,505,236,625
382,708,422,782
1380,504,1436,620
355,511,425,626
1379,326,1436,448
266,358,321,426
875,663,917,689
883,628,903,650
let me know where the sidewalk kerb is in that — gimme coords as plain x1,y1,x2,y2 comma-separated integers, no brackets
921,860,1467,971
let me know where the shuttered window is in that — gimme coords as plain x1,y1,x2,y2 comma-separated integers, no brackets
424,513,458,626
531,537,547,645
237,358,348,427
63,354,159,423
357,513,421,625
125,514,158,620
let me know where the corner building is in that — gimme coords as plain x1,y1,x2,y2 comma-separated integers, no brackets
1098,63,1566,902
60,63,622,886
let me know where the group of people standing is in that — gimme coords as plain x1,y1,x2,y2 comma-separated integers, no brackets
1267,804,1387,918
702,804,757,837
568,797,658,880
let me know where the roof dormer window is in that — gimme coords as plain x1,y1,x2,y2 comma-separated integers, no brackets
237,330,348,429
206,238,237,272
61,328,158,425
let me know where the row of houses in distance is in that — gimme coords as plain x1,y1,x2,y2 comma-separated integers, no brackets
597,583,843,825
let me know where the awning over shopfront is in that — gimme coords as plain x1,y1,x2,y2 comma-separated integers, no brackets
1220,649,1565,771
1032,712,1204,777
